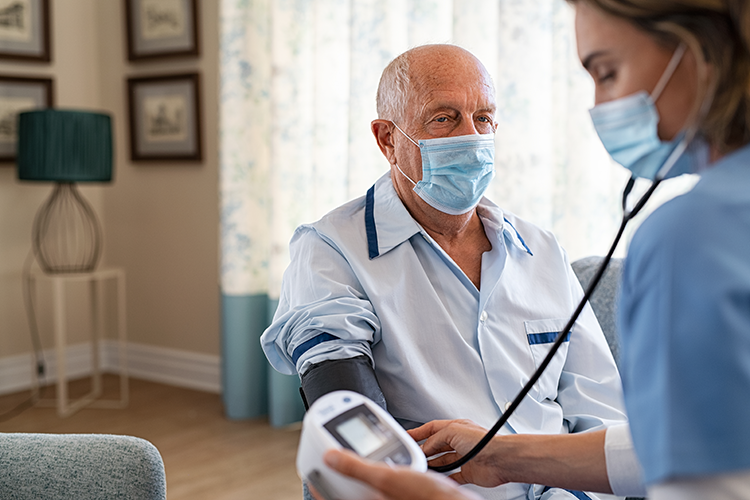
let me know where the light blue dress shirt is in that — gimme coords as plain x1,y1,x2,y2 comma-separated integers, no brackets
262,173,626,500
619,143,750,485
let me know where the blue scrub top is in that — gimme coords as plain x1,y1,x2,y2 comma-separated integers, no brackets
619,143,750,484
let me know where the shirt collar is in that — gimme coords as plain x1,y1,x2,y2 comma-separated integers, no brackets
366,173,532,259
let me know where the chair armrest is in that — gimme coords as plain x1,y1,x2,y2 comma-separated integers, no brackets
0,433,166,500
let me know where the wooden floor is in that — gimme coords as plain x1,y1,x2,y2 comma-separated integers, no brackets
0,376,304,500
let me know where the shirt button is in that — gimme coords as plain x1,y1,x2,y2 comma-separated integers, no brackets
504,402,512,412
480,310,488,322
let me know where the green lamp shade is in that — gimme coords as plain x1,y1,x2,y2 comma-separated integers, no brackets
17,109,113,182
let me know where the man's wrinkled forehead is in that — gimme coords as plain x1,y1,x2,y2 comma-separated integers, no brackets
406,72,494,123
405,47,495,107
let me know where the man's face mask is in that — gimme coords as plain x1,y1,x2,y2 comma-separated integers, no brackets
589,43,709,180
392,123,496,215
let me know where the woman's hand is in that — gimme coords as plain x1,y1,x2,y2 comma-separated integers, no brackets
409,419,510,488
313,448,481,500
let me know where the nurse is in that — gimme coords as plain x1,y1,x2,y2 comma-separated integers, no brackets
317,0,750,499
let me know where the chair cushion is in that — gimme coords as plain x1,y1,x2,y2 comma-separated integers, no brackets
0,433,166,500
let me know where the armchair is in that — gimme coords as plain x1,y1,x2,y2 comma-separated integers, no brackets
0,433,166,500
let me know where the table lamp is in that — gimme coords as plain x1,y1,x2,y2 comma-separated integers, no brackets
17,109,113,274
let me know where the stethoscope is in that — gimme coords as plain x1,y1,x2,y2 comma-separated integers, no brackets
429,133,694,474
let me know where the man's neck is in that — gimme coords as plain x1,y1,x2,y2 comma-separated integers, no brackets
418,208,482,249
397,183,491,289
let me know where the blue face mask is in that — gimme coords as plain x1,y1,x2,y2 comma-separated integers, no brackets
589,44,707,180
392,123,495,215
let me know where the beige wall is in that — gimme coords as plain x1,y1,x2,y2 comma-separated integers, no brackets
0,1,220,358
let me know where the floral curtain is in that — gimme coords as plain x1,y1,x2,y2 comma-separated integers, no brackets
219,0,643,424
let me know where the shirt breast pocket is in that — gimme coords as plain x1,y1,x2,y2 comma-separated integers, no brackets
524,318,571,401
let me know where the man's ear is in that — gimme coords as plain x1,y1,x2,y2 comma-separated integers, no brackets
371,119,397,165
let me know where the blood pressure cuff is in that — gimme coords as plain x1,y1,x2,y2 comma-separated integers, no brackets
300,355,387,411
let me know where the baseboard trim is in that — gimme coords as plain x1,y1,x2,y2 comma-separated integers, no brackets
123,342,221,393
0,342,221,396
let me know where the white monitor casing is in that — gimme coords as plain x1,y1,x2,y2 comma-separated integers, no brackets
297,390,427,500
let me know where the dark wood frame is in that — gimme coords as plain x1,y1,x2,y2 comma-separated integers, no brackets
124,0,199,61
0,75,54,163
127,72,202,162
0,0,51,62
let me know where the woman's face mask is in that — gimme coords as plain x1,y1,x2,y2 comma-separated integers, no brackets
391,123,495,215
589,44,708,180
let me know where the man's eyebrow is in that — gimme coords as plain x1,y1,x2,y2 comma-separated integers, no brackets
417,102,458,117
582,50,607,71
421,103,496,113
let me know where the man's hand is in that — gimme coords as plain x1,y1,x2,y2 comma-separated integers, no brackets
310,448,481,500
409,419,511,488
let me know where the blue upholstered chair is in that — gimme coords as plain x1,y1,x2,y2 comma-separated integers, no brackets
0,433,166,500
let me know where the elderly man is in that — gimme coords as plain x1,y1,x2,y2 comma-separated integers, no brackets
261,44,626,500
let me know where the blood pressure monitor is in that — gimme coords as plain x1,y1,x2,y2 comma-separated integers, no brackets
297,390,427,500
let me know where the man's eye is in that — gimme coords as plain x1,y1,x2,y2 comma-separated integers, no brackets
435,117,448,123
598,71,615,83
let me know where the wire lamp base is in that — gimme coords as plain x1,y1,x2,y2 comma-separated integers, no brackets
33,182,102,274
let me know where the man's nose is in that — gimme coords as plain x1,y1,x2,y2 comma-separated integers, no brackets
454,115,482,136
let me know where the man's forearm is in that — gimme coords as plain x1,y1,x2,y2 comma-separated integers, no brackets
494,430,611,493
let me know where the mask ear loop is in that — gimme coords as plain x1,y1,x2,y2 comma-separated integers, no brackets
651,43,687,103
395,163,417,186
652,43,718,183
391,122,420,147
390,122,421,186
647,42,698,183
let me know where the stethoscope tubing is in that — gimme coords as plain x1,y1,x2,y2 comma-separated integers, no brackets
429,175,663,473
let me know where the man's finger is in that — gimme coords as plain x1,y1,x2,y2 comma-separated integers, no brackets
408,420,453,442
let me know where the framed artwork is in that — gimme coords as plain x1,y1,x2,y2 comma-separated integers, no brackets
0,75,53,162
125,0,199,61
127,73,202,161
0,0,51,62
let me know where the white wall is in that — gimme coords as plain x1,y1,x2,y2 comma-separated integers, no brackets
0,1,220,374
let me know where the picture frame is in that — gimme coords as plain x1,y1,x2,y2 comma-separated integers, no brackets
125,0,199,61
0,75,53,162
127,73,202,161
0,0,51,62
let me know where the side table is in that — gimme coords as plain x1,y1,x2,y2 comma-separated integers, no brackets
25,268,129,417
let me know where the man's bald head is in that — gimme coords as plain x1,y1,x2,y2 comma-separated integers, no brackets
376,44,494,124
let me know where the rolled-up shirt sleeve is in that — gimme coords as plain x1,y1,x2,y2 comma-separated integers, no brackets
605,423,647,497
261,226,381,376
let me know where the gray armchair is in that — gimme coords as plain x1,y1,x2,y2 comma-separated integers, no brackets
0,433,166,500
573,256,646,500
571,256,624,368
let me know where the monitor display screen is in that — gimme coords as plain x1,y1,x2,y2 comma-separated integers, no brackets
336,414,388,456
